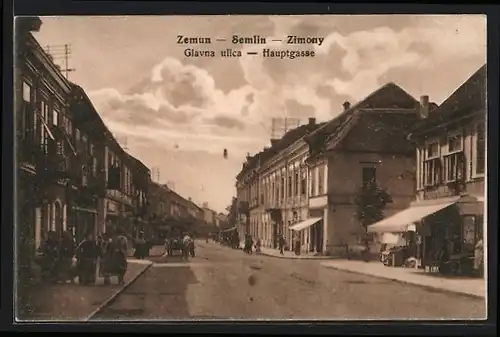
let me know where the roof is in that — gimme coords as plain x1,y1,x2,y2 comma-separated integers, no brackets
412,64,486,134
306,82,419,155
126,152,150,173
236,122,325,181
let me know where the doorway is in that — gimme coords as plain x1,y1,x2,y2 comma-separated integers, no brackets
54,202,63,237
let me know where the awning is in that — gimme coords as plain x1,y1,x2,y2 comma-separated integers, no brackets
367,199,458,233
289,217,322,232
222,226,237,233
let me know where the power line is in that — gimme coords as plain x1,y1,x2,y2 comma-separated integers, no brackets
270,117,301,140
45,44,76,79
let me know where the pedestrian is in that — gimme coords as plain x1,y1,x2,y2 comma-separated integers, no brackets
294,232,301,256
134,231,147,259
279,235,286,256
75,232,100,285
41,231,59,281
58,231,76,283
115,228,129,284
474,237,483,277
255,237,262,254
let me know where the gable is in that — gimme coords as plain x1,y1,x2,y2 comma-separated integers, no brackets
360,82,419,110
337,112,418,154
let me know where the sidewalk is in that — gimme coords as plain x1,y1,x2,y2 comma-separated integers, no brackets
259,247,333,260
17,259,153,321
321,260,486,298
127,245,166,258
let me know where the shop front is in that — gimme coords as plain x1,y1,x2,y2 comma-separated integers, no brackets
368,194,484,276
289,216,321,254
17,168,40,283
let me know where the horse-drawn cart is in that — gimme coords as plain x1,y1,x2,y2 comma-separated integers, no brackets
165,237,184,256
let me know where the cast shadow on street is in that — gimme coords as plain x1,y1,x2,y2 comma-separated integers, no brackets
91,264,199,321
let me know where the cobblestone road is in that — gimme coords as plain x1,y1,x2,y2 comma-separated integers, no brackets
91,241,485,320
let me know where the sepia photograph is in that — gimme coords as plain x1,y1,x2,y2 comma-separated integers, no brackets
14,14,487,322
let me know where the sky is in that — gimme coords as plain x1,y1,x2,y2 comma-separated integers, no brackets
32,15,486,213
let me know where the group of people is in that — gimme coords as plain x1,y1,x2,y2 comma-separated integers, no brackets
36,228,130,285
243,234,261,255
164,233,195,260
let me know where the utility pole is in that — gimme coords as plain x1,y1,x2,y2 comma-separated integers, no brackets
151,167,160,183
271,117,301,140
45,44,76,79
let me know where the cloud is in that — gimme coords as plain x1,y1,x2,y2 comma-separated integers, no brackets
80,14,486,212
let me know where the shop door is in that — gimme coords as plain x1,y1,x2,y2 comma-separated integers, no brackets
54,202,63,237
315,220,324,253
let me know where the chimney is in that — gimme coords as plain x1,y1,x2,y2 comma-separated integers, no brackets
270,139,279,146
308,117,316,125
420,95,429,118
343,101,351,111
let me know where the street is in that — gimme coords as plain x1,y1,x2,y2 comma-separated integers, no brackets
91,241,485,320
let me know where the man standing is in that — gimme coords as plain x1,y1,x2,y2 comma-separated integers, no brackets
279,235,286,256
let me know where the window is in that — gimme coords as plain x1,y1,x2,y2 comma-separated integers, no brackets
21,81,36,143
280,177,285,201
52,108,59,126
444,152,465,182
310,169,316,196
92,157,97,176
475,123,485,175
447,133,462,153
300,171,307,195
294,172,300,196
40,100,50,152
23,82,31,102
318,166,325,194
288,175,293,197
424,158,441,186
426,142,440,159
56,140,64,156
362,167,376,188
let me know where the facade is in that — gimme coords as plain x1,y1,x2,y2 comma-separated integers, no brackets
305,83,421,256
408,65,485,270
67,84,107,244
203,207,215,226
16,18,77,275
147,182,172,222
236,118,325,251
127,154,151,236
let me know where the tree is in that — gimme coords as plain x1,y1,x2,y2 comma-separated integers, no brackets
354,182,393,259
225,197,238,229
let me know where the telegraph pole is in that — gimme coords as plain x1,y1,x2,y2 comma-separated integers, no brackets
45,44,76,79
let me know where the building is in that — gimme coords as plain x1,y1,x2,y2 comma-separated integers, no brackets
305,83,422,256
203,207,215,226
67,84,108,243
216,213,228,228
147,182,172,222
16,17,77,273
235,118,325,251
369,65,486,270
127,154,151,236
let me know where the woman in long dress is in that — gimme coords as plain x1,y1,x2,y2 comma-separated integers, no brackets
75,232,100,285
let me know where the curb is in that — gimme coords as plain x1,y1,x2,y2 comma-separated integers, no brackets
259,251,334,260
321,264,485,299
84,262,154,321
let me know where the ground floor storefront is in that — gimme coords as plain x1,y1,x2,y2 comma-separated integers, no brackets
368,194,485,277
